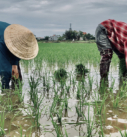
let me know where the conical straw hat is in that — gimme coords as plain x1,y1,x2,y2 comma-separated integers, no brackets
4,24,39,60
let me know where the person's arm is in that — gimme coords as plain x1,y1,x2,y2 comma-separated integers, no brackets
9,51,21,79
12,65,19,79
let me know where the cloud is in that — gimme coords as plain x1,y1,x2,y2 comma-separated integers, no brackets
0,0,127,37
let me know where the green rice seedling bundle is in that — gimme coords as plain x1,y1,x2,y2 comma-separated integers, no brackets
75,63,89,75
54,68,67,80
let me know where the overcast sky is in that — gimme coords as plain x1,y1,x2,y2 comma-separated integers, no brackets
1,0,127,37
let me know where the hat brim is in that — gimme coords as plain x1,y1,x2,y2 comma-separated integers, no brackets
4,24,39,60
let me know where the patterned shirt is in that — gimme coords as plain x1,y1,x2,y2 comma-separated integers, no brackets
101,19,127,67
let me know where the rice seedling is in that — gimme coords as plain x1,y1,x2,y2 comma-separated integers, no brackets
99,78,109,94
51,114,63,137
112,93,121,108
119,131,127,137
75,105,82,118
119,80,127,98
28,75,40,102
0,112,5,136
88,75,93,91
28,75,44,127
11,76,23,90
54,68,67,80
52,77,56,88
75,63,89,76
94,97,107,115
60,79,66,92
65,85,70,97
45,79,50,92
43,76,46,87
119,127,127,137
19,125,23,137
13,80,24,103
77,83,82,99
64,125,68,137
50,92,65,136
82,104,95,137
72,77,76,91
6,97,13,112
98,117,104,137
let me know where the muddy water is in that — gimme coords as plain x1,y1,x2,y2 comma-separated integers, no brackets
0,61,127,137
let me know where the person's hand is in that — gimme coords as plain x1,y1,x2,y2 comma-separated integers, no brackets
12,65,19,79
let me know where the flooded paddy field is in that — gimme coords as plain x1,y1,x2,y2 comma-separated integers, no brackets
0,43,127,137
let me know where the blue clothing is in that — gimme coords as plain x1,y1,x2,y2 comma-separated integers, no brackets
0,21,20,89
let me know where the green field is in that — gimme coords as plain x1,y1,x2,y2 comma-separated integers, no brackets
36,42,118,66
0,42,126,137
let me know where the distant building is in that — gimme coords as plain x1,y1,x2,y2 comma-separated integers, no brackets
49,35,60,41
79,32,87,41
80,37,83,40
36,37,44,40
83,32,87,35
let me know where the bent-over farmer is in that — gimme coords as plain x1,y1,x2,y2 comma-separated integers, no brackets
95,19,127,82
0,21,38,89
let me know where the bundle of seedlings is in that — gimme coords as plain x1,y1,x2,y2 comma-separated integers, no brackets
75,63,89,76
54,68,67,81
119,58,126,77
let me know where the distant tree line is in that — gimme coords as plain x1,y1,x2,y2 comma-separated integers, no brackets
37,30,95,41
58,30,95,41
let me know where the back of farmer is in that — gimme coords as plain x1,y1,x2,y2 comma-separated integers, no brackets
0,21,38,89
95,19,127,82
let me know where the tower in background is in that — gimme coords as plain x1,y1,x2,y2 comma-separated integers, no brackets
69,23,72,31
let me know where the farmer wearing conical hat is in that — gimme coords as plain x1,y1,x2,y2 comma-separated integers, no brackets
95,19,127,82
0,21,38,89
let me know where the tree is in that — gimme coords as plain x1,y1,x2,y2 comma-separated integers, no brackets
77,31,83,40
64,30,78,40
44,36,49,40
83,33,95,40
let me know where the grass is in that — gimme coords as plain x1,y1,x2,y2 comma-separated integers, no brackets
35,43,102,68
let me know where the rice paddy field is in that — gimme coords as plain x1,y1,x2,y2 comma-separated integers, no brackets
1,42,127,137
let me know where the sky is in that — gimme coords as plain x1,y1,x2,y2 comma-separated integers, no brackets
1,0,127,37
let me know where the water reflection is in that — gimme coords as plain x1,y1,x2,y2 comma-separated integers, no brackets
1,61,127,136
